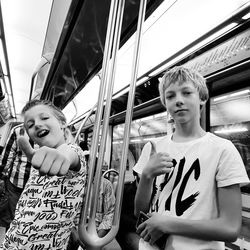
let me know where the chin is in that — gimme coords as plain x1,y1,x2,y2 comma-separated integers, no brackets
176,118,188,124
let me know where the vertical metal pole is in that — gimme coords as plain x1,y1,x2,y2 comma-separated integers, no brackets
78,0,122,249
78,0,147,249
114,0,147,226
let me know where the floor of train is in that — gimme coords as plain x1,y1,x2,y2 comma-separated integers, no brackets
1,226,250,249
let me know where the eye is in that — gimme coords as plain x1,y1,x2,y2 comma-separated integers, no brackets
183,91,192,95
41,116,49,120
165,94,174,100
27,123,34,129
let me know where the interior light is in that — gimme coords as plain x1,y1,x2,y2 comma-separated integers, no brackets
137,76,149,85
230,89,250,97
149,63,168,77
213,95,228,102
0,40,8,75
130,139,142,143
207,22,238,42
242,12,250,20
112,87,130,99
214,127,248,134
113,140,123,144
143,137,159,141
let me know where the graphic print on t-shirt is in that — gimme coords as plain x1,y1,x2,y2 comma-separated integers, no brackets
151,156,201,216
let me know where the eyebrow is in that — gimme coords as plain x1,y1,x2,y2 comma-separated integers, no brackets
24,112,50,123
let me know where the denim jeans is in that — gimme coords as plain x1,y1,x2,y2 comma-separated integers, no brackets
0,179,23,230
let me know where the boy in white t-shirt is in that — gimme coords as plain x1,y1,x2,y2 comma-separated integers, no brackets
134,66,249,250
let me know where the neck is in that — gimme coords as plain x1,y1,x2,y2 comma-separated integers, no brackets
172,123,206,142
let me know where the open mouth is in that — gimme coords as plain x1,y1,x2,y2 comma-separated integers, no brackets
37,129,49,138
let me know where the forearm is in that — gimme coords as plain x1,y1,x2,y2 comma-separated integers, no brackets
164,216,240,242
134,173,154,217
161,186,242,242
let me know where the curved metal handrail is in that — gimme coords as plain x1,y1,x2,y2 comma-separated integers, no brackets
102,168,119,179
73,103,97,144
29,53,54,100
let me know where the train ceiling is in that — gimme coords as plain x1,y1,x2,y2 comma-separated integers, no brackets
0,0,249,127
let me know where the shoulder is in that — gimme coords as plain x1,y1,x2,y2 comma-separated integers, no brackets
101,177,114,194
153,134,171,151
155,134,170,144
205,132,236,150
68,143,87,168
146,135,170,149
102,177,113,187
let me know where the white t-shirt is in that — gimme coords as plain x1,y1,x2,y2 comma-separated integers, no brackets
133,132,249,250
2,144,87,250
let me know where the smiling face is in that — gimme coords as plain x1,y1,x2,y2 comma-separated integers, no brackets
164,81,206,125
24,104,66,148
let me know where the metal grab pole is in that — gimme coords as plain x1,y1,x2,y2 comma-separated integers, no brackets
114,0,147,231
78,0,125,249
78,0,147,249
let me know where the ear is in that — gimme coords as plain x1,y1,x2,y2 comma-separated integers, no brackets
60,122,67,129
200,99,207,110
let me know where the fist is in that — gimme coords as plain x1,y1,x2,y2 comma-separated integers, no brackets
145,141,174,177
18,136,70,176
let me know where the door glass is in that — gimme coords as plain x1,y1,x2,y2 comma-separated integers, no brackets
111,111,174,182
210,87,250,192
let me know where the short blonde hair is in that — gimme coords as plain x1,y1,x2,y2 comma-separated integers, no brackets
158,66,209,107
22,99,67,125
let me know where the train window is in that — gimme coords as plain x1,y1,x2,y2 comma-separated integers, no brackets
111,111,174,182
210,87,250,191
210,87,250,247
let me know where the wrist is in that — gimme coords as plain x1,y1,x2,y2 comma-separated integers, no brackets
142,169,154,180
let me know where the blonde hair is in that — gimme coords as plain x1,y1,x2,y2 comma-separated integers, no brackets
22,99,67,125
158,66,209,107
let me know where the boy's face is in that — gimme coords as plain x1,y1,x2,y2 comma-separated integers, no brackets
24,104,65,148
87,137,92,148
164,81,205,125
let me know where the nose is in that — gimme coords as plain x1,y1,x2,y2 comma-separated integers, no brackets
175,93,184,106
34,119,43,129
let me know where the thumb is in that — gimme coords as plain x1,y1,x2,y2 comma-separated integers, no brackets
149,141,156,156
18,136,35,161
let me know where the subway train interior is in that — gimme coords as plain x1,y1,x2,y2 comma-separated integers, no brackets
0,0,250,249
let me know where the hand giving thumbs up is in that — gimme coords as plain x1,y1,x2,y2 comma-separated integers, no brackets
18,136,71,176
144,141,173,178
